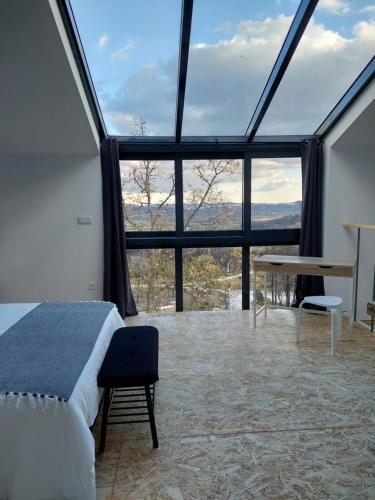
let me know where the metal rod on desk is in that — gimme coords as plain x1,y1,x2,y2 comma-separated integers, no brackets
354,227,361,321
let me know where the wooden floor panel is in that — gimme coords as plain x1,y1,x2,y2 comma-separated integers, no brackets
95,309,375,499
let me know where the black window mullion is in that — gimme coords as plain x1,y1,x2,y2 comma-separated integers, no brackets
175,247,183,312
243,153,251,236
242,153,251,310
242,245,250,310
175,157,184,310
175,157,184,235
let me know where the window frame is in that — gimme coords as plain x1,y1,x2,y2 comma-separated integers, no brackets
122,145,301,312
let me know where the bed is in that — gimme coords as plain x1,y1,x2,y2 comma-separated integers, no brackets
0,302,124,500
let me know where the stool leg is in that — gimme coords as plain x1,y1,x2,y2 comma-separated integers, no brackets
145,385,158,449
99,387,111,453
297,300,305,342
337,305,342,340
331,307,338,356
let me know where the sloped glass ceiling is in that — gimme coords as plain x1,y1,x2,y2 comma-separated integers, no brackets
70,0,375,137
182,0,299,136
70,0,181,136
257,0,375,135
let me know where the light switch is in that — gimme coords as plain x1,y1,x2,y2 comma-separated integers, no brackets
77,216,93,225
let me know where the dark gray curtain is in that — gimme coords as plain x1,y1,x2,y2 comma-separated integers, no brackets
293,138,325,306
101,138,138,318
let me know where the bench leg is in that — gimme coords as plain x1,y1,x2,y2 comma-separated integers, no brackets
99,387,111,453
145,385,158,449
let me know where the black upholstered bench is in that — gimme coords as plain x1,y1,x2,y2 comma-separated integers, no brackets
97,325,159,452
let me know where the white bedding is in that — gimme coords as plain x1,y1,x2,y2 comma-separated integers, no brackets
0,302,124,500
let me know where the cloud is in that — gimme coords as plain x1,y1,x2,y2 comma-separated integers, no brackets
111,38,140,61
103,62,177,135
96,34,109,49
251,158,302,202
361,5,375,14
317,0,350,15
97,12,375,136
257,16,375,134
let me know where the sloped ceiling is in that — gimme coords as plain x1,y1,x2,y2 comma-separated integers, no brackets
0,0,99,155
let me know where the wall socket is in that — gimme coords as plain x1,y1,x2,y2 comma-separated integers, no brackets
88,281,96,290
77,216,93,225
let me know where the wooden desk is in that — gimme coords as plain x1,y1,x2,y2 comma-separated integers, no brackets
252,255,356,330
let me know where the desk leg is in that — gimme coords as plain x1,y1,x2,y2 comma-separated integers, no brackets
349,274,356,339
254,270,257,328
264,272,268,317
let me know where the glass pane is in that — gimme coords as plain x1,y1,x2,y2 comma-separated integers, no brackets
250,245,299,310
183,159,242,230
128,249,175,312
251,158,302,229
257,2,375,134
70,0,181,135
182,0,298,136
121,160,175,231
183,248,242,311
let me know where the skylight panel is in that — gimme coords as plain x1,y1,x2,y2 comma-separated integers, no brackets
257,0,375,135
70,0,182,136
181,0,299,137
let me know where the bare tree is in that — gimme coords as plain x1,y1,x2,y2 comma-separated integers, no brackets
184,159,240,230
122,118,175,231
122,118,240,233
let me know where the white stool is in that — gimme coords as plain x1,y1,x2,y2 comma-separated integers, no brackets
297,296,343,356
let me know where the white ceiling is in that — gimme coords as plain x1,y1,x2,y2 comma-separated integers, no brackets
0,0,99,155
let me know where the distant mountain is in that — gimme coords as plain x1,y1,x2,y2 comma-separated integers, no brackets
124,201,302,231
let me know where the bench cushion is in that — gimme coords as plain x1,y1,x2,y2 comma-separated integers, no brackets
98,326,159,388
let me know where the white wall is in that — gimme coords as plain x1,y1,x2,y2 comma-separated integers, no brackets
0,1,105,303
323,81,375,320
0,155,104,302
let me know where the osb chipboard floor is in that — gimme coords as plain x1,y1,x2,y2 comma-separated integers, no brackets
95,309,375,499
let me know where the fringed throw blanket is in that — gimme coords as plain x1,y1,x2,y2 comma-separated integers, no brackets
0,302,114,402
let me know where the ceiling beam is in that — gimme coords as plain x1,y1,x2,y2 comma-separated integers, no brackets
315,57,375,138
115,134,313,144
118,139,306,160
245,0,319,142
175,0,194,143
57,0,107,139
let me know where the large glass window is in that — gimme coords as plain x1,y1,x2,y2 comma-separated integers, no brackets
70,0,181,135
183,248,242,311
121,160,175,231
123,155,302,313
183,159,242,230
257,2,375,134
182,0,299,136
251,158,302,229
250,245,299,310
128,249,175,312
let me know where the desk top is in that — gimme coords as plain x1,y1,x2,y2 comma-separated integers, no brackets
343,223,375,231
253,255,355,277
254,255,354,266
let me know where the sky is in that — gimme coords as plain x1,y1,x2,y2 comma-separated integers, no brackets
120,157,302,204
71,0,375,136
71,0,374,202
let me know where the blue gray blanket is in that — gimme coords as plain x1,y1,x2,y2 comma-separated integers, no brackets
0,302,114,401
